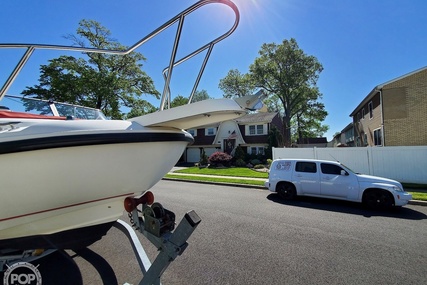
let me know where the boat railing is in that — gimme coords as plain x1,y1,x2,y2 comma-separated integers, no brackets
0,0,239,111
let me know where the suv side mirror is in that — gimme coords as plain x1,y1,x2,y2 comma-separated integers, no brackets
341,170,348,176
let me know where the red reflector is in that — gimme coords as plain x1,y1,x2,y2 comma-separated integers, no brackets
124,191,155,212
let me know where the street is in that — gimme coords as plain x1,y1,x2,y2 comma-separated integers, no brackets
73,180,427,284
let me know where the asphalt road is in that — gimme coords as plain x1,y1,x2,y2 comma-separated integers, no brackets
59,180,427,284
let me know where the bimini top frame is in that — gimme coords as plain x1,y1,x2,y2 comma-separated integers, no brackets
0,0,239,111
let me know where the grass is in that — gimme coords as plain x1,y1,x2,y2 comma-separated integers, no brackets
168,167,427,202
165,174,265,186
174,167,269,178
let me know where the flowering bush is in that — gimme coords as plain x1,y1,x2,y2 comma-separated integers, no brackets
208,151,232,167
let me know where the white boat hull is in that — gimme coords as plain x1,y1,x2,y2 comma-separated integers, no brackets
0,122,192,248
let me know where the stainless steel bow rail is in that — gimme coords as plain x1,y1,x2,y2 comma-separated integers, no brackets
0,0,239,110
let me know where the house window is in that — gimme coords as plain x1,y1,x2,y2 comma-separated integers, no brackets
248,124,264,135
249,125,255,135
374,128,382,146
362,108,365,119
205,128,216,136
188,129,196,137
368,102,373,119
249,147,265,155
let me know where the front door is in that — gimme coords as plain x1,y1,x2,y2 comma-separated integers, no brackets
320,163,354,198
224,139,235,155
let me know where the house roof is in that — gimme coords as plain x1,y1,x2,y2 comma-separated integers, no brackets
350,66,427,116
296,137,327,144
235,112,278,124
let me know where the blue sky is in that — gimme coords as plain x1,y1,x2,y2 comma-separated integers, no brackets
1,0,426,140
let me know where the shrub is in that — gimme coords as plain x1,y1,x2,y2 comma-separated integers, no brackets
208,151,232,167
234,159,247,167
267,159,273,168
254,164,266,169
233,146,246,161
250,159,261,165
199,149,208,166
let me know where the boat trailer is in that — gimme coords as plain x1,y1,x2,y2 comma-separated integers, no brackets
1,191,200,285
119,191,201,285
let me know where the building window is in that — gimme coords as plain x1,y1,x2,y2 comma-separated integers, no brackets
362,108,365,119
249,146,265,155
368,102,373,119
205,128,216,136
374,128,382,146
248,124,264,135
249,125,255,135
188,129,196,137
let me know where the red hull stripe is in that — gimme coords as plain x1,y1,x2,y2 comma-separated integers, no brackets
0,192,135,222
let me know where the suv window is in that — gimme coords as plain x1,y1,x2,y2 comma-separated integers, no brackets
295,162,317,173
321,163,343,175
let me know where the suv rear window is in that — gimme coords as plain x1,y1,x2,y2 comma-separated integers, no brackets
295,162,317,173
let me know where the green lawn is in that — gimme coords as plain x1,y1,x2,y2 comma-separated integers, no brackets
169,167,427,202
174,167,269,178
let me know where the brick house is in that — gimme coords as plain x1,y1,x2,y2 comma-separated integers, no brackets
183,112,283,163
350,66,427,146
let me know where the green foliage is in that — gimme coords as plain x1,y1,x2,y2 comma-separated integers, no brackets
174,167,268,178
21,19,159,119
253,164,266,169
234,158,247,167
233,146,246,161
249,38,325,146
199,149,209,166
267,159,273,167
170,95,189,108
250,159,261,165
218,69,256,98
191,89,212,102
219,38,326,147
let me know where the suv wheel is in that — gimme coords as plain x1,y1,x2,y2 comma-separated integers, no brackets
277,183,297,200
363,189,394,210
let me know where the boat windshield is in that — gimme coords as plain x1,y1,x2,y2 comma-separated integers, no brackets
1,95,106,120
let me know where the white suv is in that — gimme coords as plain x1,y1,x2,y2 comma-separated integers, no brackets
265,159,412,209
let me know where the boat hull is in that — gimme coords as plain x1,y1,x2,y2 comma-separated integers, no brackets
0,127,192,249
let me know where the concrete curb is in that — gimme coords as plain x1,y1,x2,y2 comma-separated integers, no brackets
162,177,427,206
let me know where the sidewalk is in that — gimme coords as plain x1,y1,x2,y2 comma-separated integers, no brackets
166,169,427,206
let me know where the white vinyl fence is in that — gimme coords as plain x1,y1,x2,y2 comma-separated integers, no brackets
272,146,427,184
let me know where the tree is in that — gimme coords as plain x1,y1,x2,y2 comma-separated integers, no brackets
191,89,212,102
169,90,211,108
170,95,189,108
218,69,256,98
292,100,328,142
249,38,326,146
22,19,159,119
